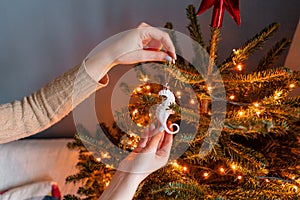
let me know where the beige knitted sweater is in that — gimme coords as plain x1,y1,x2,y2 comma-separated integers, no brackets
0,64,108,144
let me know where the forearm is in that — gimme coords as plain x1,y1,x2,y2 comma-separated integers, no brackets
0,63,108,144
99,171,143,200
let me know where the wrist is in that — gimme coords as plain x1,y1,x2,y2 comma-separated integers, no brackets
99,171,146,200
113,170,146,186
83,52,115,82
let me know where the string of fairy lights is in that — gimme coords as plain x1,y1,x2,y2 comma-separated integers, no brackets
170,160,244,181
169,160,299,192
95,154,299,191
96,61,299,191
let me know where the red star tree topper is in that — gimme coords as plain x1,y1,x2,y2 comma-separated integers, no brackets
197,0,241,27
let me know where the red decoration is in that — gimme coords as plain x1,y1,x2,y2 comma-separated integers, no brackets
197,0,241,28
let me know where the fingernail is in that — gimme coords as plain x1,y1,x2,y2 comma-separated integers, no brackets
165,55,172,62
172,59,175,64
174,54,177,60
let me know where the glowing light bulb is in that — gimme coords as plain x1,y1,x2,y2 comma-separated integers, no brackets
143,77,149,82
231,164,236,170
96,157,101,162
176,91,181,96
237,175,242,180
146,85,151,90
132,109,138,115
233,49,240,55
254,102,259,107
256,111,261,116
172,161,179,167
106,164,113,168
148,92,151,95
137,123,143,127
275,91,282,97
102,152,109,158
239,111,244,116
265,179,270,183
136,87,142,92
292,176,295,180
203,172,209,177
190,99,195,104
219,167,225,173
105,181,110,187
229,95,235,100
183,166,188,172
236,64,243,71
290,83,296,88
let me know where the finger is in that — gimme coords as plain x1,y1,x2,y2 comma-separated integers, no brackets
157,131,165,150
143,39,163,51
156,132,173,158
139,27,176,60
148,123,156,137
159,132,173,151
142,38,152,47
159,121,173,150
143,130,164,152
157,121,173,157
139,22,164,51
137,22,151,28
138,22,169,51
137,126,149,148
132,146,143,153
157,121,163,148
116,49,173,64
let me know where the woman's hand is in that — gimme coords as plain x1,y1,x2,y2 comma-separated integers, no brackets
84,22,176,81
99,123,173,200
118,123,173,180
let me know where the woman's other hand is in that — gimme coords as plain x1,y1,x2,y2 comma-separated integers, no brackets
84,22,176,81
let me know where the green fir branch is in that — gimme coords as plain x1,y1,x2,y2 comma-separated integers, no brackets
283,96,300,108
255,38,292,71
220,23,280,73
216,179,300,199
220,136,268,174
165,63,205,84
186,5,205,48
222,67,291,83
151,181,206,199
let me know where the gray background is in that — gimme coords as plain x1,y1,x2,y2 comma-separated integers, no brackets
0,0,299,138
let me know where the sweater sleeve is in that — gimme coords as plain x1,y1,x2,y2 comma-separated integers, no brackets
0,63,108,144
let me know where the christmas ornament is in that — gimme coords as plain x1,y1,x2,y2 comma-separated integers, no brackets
155,86,180,134
197,0,241,27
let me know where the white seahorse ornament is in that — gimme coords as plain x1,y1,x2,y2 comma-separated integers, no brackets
155,87,180,134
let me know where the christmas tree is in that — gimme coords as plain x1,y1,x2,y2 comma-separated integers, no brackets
64,3,300,200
